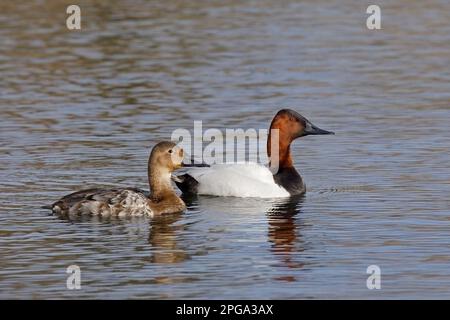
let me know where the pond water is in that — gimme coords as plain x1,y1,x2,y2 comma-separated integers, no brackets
0,0,449,299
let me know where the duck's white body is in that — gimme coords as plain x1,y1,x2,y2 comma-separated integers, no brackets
184,162,290,198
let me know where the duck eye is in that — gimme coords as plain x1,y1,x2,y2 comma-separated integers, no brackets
168,149,173,154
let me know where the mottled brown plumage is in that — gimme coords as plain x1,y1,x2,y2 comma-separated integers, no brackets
48,141,186,217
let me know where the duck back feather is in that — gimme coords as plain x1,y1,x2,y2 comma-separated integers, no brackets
51,188,153,217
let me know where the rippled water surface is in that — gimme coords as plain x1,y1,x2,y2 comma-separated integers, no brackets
1,0,450,299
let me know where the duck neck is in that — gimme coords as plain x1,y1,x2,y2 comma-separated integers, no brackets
267,125,294,173
148,165,176,202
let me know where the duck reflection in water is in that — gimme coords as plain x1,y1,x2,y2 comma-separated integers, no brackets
180,193,307,275
148,211,189,264
266,195,306,279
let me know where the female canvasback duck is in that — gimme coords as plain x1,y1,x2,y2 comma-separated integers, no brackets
174,109,334,198
47,141,186,216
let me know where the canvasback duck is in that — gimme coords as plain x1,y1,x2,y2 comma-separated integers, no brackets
47,141,186,216
174,109,334,198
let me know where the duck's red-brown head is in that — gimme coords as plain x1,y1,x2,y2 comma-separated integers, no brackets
267,109,334,171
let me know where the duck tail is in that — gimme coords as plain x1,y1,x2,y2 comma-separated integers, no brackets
172,174,199,194
41,204,53,210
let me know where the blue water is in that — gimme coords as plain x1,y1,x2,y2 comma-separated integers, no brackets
0,0,449,299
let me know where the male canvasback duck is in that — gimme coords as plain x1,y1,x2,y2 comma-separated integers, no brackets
174,109,334,198
47,141,186,216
